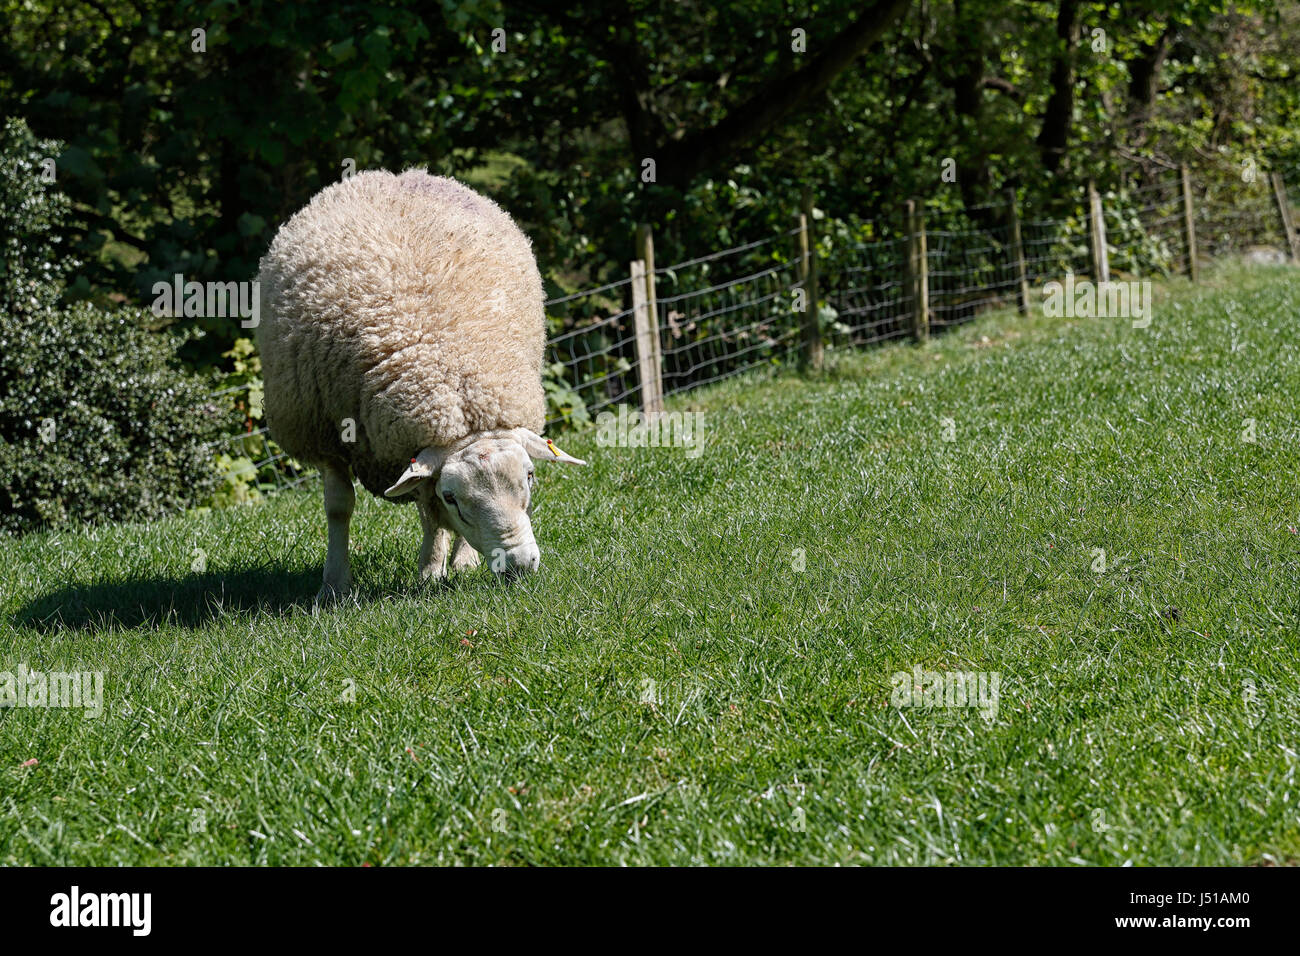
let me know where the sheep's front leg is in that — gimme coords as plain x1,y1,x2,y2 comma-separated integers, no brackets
418,502,452,581
317,464,355,603
450,534,481,572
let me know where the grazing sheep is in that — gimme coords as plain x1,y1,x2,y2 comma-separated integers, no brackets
256,169,586,601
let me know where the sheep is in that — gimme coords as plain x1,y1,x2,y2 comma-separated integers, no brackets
255,169,587,601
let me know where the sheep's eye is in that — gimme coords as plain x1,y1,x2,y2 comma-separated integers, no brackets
442,491,456,505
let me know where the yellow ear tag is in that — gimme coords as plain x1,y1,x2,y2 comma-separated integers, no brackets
546,439,562,458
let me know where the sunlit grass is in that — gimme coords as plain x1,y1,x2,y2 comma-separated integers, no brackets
2,262,1298,865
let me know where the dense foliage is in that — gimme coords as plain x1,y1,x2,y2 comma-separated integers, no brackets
0,118,231,534
2,1,1296,360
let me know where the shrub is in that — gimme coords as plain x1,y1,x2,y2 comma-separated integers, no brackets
0,117,232,534
0,117,75,318
0,302,233,534
542,360,591,428
204,337,307,507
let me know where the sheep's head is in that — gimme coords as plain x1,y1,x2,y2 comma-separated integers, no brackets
383,428,586,576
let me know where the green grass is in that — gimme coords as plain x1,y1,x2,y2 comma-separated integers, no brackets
3,264,1299,865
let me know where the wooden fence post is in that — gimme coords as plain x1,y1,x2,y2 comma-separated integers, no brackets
1270,171,1299,265
903,199,929,341
629,258,663,416
1006,187,1030,316
634,225,665,412
797,187,824,370
1180,165,1199,281
1087,180,1109,284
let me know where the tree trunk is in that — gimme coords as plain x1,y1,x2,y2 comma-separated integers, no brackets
946,0,998,229
1126,24,1175,144
1036,0,1081,173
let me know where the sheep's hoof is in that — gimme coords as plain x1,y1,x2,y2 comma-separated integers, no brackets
451,547,481,572
315,579,352,606
419,563,448,583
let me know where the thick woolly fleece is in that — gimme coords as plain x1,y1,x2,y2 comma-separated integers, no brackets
256,170,547,498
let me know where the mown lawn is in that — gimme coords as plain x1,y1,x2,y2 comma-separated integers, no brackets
3,264,1299,865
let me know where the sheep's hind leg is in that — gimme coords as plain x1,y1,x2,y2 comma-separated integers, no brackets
317,464,355,604
450,535,481,572
418,502,452,581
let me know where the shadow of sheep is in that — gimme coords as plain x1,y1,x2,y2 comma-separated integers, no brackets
14,565,323,631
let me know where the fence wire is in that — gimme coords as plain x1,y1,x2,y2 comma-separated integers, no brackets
656,229,804,398
1198,176,1290,262
823,234,913,348
542,276,637,430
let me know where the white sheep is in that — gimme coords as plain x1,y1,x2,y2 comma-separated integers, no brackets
256,169,587,601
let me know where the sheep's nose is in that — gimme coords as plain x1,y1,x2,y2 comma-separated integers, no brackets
497,543,540,577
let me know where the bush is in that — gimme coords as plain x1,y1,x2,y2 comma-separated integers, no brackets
0,303,233,534
204,336,307,507
0,117,75,318
0,116,232,534
542,360,591,428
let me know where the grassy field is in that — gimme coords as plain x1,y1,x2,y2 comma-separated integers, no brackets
3,264,1299,865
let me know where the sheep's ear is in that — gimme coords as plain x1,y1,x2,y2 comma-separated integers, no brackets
384,447,443,497
513,428,587,465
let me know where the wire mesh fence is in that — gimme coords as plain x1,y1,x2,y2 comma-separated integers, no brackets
929,223,1016,328
1198,174,1290,262
542,275,638,431
217,166,1298,499
655,227,805,398
822,233,914,349
202,383,313,498
1116,168,1188,276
